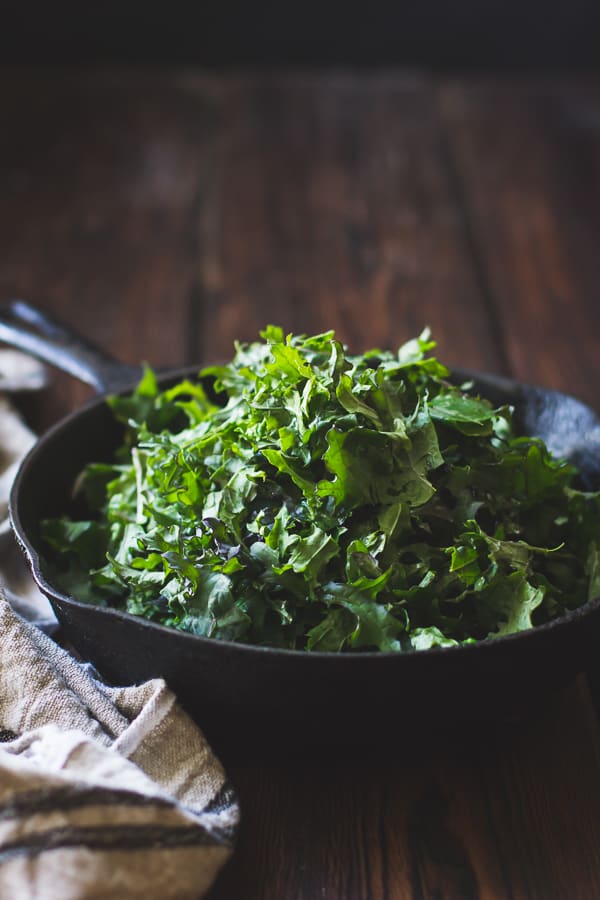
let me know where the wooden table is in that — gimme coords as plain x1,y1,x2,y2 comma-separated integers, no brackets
2,69,600,899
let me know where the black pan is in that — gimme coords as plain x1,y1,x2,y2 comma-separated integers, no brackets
3,300,600,760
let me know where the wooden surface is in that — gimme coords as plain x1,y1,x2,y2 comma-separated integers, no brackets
1,69,600,898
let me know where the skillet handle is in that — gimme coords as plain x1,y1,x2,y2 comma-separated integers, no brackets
0,300,141,393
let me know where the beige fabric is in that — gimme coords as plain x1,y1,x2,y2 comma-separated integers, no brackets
0,598,238,899
0,362,239,898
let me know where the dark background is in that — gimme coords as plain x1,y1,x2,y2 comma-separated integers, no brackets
2,1,600,68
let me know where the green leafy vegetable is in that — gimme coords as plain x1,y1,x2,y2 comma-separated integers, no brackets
42,327,600,652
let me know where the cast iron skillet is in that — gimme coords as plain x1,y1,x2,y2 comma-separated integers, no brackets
3,300,600,760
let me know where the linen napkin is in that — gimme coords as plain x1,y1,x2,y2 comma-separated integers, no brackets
0,354,239,899
0,600,238,899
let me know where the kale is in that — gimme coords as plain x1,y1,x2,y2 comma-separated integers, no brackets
42,327,600,652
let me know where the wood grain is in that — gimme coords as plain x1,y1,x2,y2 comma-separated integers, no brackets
439,78,600,408
189,73,507,373
213,754,503,899
208,679,600,900
0,69,599,900
0,69,211,427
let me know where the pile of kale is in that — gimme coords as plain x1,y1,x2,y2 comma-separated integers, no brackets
43,328,600,651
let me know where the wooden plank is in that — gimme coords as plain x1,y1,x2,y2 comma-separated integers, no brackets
438,77,600,408
190,72,506,371
0,68,210,428
477,679,600,900
212,679,600,899
208,678,600,899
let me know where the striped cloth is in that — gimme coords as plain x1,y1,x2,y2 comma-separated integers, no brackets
0,598,238,898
